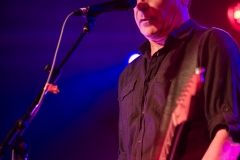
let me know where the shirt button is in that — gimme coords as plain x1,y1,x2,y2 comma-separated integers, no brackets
138,140,141,143
142,110,145,114
221,105,230,112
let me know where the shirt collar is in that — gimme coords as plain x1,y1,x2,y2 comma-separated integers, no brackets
170,19,198,40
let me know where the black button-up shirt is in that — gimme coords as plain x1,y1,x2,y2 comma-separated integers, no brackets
118,20,240,160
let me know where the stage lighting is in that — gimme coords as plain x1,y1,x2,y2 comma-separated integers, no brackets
234,10,240,23
128,53,140,64
228,2,240,31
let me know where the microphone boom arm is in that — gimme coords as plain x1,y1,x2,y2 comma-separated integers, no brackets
0,13,97,160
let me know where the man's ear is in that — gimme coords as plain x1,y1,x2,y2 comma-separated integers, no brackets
180,0,190,6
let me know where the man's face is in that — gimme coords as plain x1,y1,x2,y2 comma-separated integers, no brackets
134,0,184,41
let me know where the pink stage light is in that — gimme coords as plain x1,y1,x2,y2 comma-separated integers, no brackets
228,2,240,31
234,10,240,23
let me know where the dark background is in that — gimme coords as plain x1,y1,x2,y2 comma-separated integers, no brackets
0,0,240,159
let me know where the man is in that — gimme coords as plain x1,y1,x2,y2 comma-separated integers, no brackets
118,0,240,159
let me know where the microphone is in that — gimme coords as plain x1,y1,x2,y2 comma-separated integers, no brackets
73,0,137,16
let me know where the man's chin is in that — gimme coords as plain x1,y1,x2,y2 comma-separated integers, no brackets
140,30,161,40
141,30,155,37
139,25,160,36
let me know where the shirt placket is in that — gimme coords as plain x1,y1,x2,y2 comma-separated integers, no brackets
135,51,163,160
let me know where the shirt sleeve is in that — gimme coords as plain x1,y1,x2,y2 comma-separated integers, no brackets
200,28,240,142
118,72,128,160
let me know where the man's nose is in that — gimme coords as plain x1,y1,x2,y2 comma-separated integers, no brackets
135,1,150,12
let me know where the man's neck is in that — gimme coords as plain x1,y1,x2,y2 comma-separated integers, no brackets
149,17,190,57
149,39,165,56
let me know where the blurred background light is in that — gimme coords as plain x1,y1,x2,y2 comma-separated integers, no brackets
128,53,140,63
228,2,240,31
234,10,240,23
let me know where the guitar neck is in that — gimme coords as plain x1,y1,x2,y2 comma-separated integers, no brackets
158,68,205,160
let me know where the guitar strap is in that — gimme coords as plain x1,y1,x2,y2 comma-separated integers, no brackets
176,27,209,121
165,26,208,118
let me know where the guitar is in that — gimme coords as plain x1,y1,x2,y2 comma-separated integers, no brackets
158,68,205,160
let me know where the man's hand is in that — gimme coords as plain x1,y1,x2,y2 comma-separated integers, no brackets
202,129,240,160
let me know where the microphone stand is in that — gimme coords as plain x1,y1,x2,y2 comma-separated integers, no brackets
0,14,97,160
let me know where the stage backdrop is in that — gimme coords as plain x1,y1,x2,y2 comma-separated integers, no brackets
0,0,239,159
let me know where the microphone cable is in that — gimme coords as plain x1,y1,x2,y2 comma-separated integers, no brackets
32,12,74,118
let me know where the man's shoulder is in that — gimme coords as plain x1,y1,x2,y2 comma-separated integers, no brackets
199,27,240,56
199,26,240,67
201,27,236,44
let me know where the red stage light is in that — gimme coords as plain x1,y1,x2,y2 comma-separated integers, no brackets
228,2,240,31
234,10,240,23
